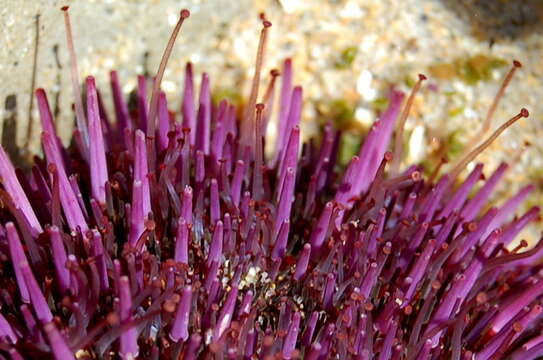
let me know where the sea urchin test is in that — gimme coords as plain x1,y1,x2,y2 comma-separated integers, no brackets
0,6,542,360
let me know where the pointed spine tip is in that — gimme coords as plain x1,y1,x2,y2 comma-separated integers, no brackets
60,5,69,11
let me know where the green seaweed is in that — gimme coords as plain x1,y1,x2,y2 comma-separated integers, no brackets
446,129,465,158
404,74,417,88
428,54,508,85
371,97,390,112
335,46,358,69
328,99,356,129
212,88,242,106
338,131,361,166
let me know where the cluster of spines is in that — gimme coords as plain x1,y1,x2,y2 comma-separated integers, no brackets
0,6,541,360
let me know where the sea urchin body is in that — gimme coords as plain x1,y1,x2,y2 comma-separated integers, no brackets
0,6,542,360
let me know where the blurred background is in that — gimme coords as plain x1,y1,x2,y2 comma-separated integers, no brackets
2,0,543,238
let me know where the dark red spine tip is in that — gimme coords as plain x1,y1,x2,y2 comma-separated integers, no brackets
520,108,529,117
418,74,427,81
384,151,393,161
61,5,69,11
271,69,280,77
106,312,119,326
513,60,522,68
263,20,272,28
47,163,57,173
180,9,190,19
256,103,265,111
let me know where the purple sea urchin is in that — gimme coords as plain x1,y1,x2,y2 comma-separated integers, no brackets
0,6,542,360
